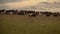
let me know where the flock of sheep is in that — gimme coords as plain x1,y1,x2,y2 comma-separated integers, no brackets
0,9,60,17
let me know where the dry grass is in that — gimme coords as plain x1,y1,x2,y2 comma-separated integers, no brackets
0,14,60,34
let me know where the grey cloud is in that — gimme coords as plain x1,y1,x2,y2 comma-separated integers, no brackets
0,5,8,9
0,0,26,4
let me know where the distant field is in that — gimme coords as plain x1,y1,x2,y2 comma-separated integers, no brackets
0,14,60,34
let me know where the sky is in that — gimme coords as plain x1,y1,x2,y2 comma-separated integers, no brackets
0,0,60,10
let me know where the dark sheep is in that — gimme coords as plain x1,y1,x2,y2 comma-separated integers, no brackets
0,9,5,14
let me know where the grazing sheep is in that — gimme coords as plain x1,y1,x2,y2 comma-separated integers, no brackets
0,9,5,14
5,10,17,15
52,12,59,17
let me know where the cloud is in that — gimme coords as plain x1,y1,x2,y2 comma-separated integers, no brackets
0,0,60,10
0,0,40,9
0,0,28,4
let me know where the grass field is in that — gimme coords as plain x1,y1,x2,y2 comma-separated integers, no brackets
0,14,60,34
